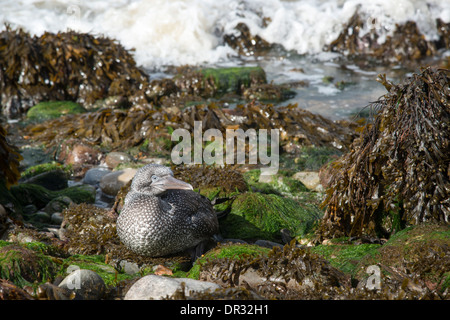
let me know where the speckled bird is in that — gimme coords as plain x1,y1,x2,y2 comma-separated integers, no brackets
116,164,219,258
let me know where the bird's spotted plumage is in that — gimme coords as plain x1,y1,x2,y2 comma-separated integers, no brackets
116,164,219,257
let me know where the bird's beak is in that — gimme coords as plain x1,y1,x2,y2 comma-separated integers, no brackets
153,175,193,192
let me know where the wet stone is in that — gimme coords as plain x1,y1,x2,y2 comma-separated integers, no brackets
58,269,106,300
50,212,64,225
105,152,132,169
99,168,137,197
83,167,112,186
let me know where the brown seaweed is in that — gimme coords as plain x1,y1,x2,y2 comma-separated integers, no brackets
317,67,450,240
25,101,357,155
0,26,150,118
326,11,449,66
0,123,22,188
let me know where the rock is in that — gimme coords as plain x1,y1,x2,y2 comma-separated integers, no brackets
292,171,323,192
104,152,132,169
118,260,140,275
21,169,68,191
174,66,267,98
59,143,101,167
58,269,106,300
0,279,35,300
140,157,167,165
153,265,173,276
26,101,86,122
33,211,51,223
50,212,64,225
254,240,284,249
0,245,58,287
37,282,75,300
90,95,129,111
22,204,38,215
124,274,221,300
223,23,273,57
18,147,53,170
221,192,323,241
44,196,73,215
99,168,137,196
83,167,111,185
0,204,13,240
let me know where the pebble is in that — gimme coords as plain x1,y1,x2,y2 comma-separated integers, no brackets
118,260,140,275
124,274,221,300
34,211,51,223
22,204,38,216
99,168,137,196
105,152,132,169
51,212,64,225
292,171,323,192
60,143,101,166
83,167,111,186
58,268,106,300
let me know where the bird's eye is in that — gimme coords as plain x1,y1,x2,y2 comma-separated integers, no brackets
151,175,159,182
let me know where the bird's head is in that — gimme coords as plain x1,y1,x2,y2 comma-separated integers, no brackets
130,164,193,196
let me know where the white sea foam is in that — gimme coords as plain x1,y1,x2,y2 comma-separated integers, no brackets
1,0,449,68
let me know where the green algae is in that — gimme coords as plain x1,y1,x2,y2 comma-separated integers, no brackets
243,169,308,196
27,101,86,122
200,67,267,94
220,192,323,241
10,183,95,209
60,254,138,287
311,243,381,275
0,244,59,288
188,243,270,280
21,161,73,180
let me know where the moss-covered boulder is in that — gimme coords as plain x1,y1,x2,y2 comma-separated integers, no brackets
10,183,95,209
188,243,270,280
354,223,450,297
27,101,86,122
174,66,267,98
220,192,323,242
196,241,350,299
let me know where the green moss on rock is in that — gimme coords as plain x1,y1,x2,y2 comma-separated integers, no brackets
311,243,381,275
10,183,95,209
21,162,72,180
200,66,267,94
0,244,59,287
27,101,86,121
188,243,270,280
220,192,323,241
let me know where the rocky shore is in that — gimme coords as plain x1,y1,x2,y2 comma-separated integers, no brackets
0,24,449,300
